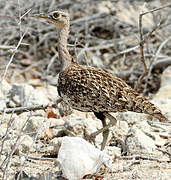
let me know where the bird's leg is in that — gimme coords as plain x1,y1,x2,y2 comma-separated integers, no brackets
100,114,109,150
92,112,117,150
101,112,117,150
103,112,117,126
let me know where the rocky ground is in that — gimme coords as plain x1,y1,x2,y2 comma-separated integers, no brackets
0,66,170,180
0,0,171,180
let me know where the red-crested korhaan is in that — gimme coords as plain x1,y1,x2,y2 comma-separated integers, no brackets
35,10,169,150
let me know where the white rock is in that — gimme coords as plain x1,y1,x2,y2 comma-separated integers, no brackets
57,137,112,180
137,121,167,147
1,139,15,154
137,121,152,133
64,115,103,147
160,66,171,88
150,99,171,120
30,116,64,131
154,66,171,100
105,146,121,158
48,117,65,127
91,55,104,67
0,80,11,94
49,137,62,154
111,120,129,139
0,80,11,110
12,156,26,167
8,83,50,107
0,155,6,164
154,85,171,99
0,91,6,110
12,112,32,132
37,85,57,102
117,111,149,125
34,88,50,105
126,126,157,154
0,123,8,138
154,134,166,147
98,1,115,14
19,135,34,153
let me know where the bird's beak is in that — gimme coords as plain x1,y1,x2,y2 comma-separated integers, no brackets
32,13,49,20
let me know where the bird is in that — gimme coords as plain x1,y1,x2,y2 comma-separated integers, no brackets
34,10,169,150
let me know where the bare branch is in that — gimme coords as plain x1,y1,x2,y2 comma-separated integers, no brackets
1,113,31,179
0,98,62,114
0,28,28,83
135,3,171,90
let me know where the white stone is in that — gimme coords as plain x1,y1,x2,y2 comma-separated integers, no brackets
0,80,11,94
12,112,31,132
154,134,166,147
0,80,11,110
19,135,34,153
137,121,167,147
98,1,115,14
126,126,157,154
8,83,50,107
37,85,57,102
117,111,148,125
49,137,62,154
48,117,65,127
0,91,6,110
111,120,129,139
105,146,121,158
154,66,171,100
64,115,103,147
91,55,103,67
57,137,112,180
150,99,171,120
137,121,152,133
154,85,171,99
160,66,171,88
0,123,8,138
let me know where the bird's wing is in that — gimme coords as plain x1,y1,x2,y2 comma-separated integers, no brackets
62,64,137,112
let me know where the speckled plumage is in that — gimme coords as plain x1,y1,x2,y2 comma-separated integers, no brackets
58,61,168,122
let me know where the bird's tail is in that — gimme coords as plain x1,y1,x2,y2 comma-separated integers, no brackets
150,111,168,122
133,96,168,122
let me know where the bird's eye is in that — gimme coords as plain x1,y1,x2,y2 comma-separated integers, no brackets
52,12,60,19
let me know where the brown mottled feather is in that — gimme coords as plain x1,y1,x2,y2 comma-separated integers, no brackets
58,62,168,122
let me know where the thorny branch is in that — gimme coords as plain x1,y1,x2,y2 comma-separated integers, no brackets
0,28,28,83
135,3,171,90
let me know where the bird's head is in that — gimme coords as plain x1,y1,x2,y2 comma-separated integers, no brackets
34,10,70,28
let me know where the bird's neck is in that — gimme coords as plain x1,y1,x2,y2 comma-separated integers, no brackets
56,25,72,72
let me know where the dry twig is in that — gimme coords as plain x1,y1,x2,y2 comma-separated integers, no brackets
135,3,171,90
156,148,171,157
0,28,28,83
0,113,14,155
1,113,31,180
120,154,167,163
0,98,62,114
